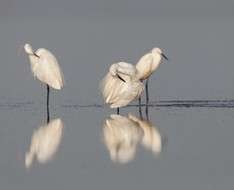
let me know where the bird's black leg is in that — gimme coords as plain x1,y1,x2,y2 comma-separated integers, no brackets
145,78,150,119
46,84,50,123
145,78,149,105
138,97,143,119
117,108,120,115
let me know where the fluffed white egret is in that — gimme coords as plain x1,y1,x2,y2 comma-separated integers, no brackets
100,62,144,113
136,48,168,105
103,114,143,164
25,118,64,168
24,43,64,110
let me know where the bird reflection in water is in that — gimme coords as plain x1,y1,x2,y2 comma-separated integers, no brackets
103,106,163,164
25,108,64,168
128,113,162,155
103,114,143,164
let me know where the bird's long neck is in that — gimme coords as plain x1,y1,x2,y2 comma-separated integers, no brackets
151,54,162,72
136,53,162,80
26,46,39,58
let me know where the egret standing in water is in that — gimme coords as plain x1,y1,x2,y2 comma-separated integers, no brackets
24,43,64,119
100,47,167,112
100,62,144,114
136,48,168,105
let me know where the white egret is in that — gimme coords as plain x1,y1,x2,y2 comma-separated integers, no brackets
100,62,144,113
136,48,168,105
25,118,64,168
24,43,64,111
103,114,143,164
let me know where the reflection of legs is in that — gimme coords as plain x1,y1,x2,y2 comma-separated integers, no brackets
138,97,143,119
138,96,142,107
145,104,149,121
46,84,50,123
117,108,120,115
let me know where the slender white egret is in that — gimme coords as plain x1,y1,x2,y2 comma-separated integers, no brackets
136,48,168,105
25,118,64,168
24,43,64,110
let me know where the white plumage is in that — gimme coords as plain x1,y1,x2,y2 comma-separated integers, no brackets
24,43,64,90
100,48,167,108
101,62,144,108
136,48,165,80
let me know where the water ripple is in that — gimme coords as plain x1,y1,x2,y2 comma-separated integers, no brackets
1,100,234,110
61,100,234,108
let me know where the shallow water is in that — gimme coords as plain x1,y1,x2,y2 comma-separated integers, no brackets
0,101,233,190
1,6,234,190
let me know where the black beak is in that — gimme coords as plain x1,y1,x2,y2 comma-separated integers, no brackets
33,53,40,58
161,53,168,61
117,74,126,82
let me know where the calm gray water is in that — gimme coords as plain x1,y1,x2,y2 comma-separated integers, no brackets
2,104,234,190
1,0,234,189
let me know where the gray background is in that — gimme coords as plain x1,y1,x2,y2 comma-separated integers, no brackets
1,0,234,190
0,0,234,104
